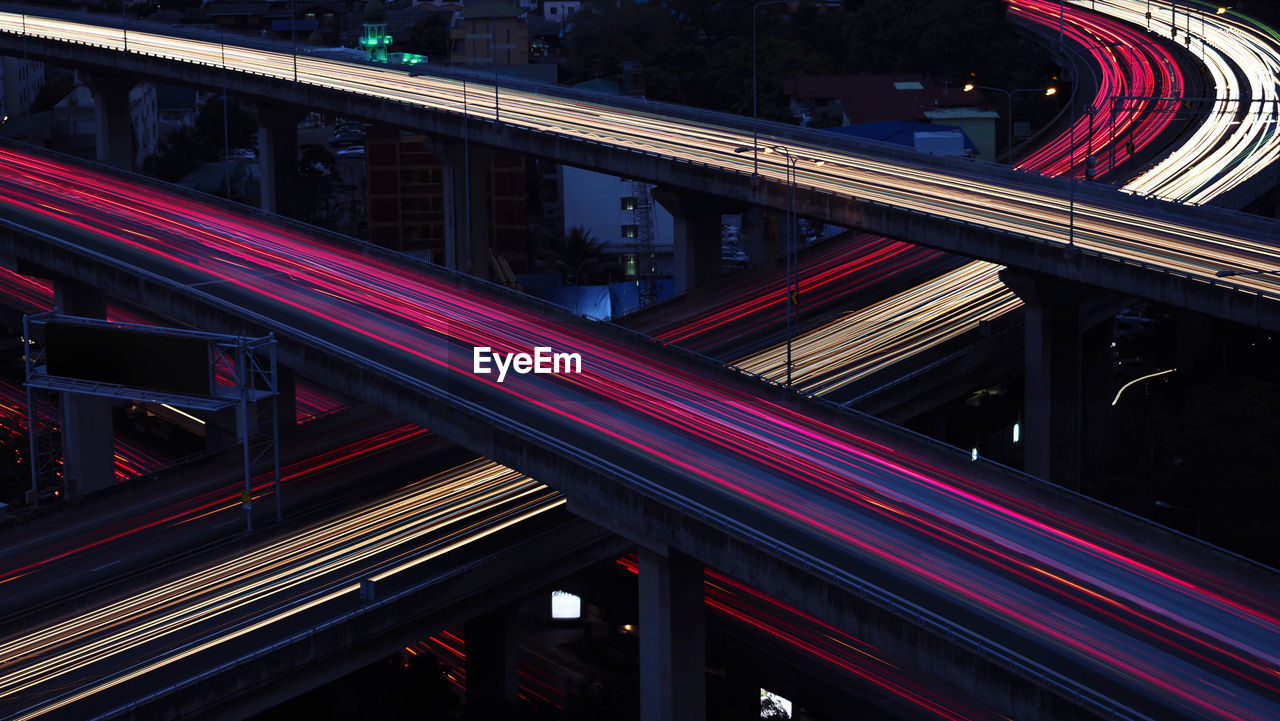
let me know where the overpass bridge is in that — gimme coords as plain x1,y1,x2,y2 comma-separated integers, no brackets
3,8,1280,332
1,143,1278,721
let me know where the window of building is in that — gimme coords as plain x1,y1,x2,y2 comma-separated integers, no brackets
621,225,638,239
622,253,637,278
621,197,636,211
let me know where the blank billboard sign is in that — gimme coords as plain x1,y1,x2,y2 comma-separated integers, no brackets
43,322,211,397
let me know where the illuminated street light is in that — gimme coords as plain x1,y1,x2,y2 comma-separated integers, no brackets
964,83,1057,164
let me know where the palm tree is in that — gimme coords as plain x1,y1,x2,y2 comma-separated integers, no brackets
538,226,620,285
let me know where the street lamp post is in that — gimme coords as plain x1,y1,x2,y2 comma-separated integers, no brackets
776,146,797,387
734,144,824,386
963,83,1056,164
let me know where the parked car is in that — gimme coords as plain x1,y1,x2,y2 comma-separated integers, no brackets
327,131,364,148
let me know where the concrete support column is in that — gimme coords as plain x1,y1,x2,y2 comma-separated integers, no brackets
52,280,115,499
84,73,135,170
433,139,494,279
464,605,518,719
254,105,303,214
1000,271,1087,490
639,548,705,721
652,190,725,296
740,207,773,270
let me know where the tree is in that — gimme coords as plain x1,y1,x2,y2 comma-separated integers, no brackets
401,13,451,59
280,144,355,230
194,96,257,155
141,125,207,182
29,70,76,114
538,227,619,285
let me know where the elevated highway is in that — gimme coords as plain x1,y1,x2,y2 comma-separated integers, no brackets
1,144,1278,721
3,8,1280,331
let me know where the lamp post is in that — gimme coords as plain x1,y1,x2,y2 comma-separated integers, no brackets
963,83,1056,164
734,144,825,386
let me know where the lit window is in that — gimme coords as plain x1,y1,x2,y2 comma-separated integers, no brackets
621,197,636,210
621,224,638,239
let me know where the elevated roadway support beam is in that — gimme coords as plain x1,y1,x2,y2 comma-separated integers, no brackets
464,604,519,719
433,139,494,280
83,72,135,170
253,104,303,215
652,189,727,297
638,548,706,721
76,514,628,721
51,279,114,499
8,186,1278,721
1000,271,1087,490
8,29,1280,330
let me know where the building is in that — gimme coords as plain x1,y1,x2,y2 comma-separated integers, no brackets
784,73,997,159
784,73,970,126
556,78,673,283
359,0,392,61
541,1,580,24
449,0,528,66
364,127,528,270
51,79,158,168
923,107,999,162
0,57,45,123
559,166,674,278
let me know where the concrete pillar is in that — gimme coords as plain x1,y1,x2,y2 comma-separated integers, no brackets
433,139,494,279
639,548,705,721
84,73,135,170
255,105,303,214
652,190,725,296
1000,271,1087,490
740,207,773,270
465,605,518,719
52,280,115,499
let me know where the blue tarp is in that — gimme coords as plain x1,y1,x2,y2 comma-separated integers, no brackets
515,276,675,320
